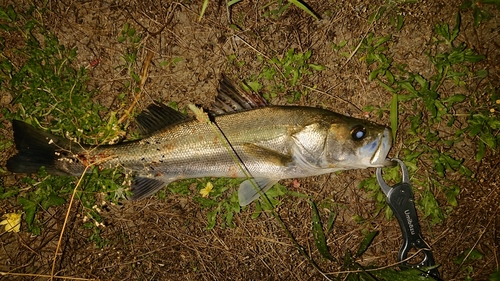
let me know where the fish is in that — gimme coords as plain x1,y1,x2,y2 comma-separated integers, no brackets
6,76,393,206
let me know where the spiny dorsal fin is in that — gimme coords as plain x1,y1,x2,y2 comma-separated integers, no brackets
136,102,189,135
136,76,266,134
211,75,268,115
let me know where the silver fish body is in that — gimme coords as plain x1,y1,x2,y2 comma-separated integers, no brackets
7,79,393,206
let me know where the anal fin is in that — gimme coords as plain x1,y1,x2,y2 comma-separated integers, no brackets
131,177,170,200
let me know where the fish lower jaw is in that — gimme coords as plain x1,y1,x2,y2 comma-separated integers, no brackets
370,152,393,167
369,128,392,167
369,158,394,167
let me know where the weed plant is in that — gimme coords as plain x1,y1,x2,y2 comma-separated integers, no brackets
357,12,496,224
0,5,126,244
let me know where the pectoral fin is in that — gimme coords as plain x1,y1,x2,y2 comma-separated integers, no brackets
238,178,279,206
242,143,292,167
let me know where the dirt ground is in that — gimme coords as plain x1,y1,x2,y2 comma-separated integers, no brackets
0,0,499,280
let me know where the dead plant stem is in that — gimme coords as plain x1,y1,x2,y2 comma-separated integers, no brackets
50,166,90,281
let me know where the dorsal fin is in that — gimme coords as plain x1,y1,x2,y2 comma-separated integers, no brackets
136,102,189,135
211,75,268,115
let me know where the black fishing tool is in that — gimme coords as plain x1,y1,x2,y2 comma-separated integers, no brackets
376,158,441,280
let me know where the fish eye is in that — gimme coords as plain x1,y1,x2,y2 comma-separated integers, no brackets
350,125,366,141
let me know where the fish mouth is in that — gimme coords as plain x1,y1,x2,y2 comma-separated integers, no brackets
370,128,394,167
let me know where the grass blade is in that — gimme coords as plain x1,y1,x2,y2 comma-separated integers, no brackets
227,0,242,6
326,210,336,233
356,230,378,257
309,200,333,260
288,0,319,20
390,93,398,141
198,0,209,22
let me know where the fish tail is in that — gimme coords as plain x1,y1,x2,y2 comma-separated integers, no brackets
6,120,78,175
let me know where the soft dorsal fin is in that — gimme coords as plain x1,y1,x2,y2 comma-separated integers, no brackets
211,75,268,115
136,102,189,135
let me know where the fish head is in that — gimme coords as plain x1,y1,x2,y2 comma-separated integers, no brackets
323,118,393,169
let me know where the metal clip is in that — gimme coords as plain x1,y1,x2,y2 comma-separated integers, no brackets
376,159,441,280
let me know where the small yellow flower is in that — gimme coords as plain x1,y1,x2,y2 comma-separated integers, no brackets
496,99,500,104
0,213,22,233
491,108,495,113
200,182,214,198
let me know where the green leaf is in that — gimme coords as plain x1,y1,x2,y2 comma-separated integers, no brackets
480,0,500,4
434,23,449,41
443,94,466,105
488,119,500,130
41,194,66,209
309,201,333,260
332,39,347,51
459,0,473,9
308,63,325,71
122,22,129,34
386,70,395,85
454,248,484,264
396,14,404,31
370,68,382,81
130,72,140,83
206,209,218,230
0,138,13,150
414,74,429,90
18,197,37,227
0,186,19,199
0,7,10,22
356,230,378,257
459,165,473,177
6,5,17,21
371,267,433,280
374,34,392,48
451,13,461,42
251,201,262,219
127,27,136,37
476,69,488,78
399,81,418,95
377,79,396,93
489,268,500,281
477,140,486,162
464,53,485,63
482,132,497,149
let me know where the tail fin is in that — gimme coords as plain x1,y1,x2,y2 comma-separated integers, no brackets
6,120,73,175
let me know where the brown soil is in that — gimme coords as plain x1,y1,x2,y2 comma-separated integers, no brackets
0,0,498,280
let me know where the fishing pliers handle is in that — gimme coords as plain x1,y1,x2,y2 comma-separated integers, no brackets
376,158,441,280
